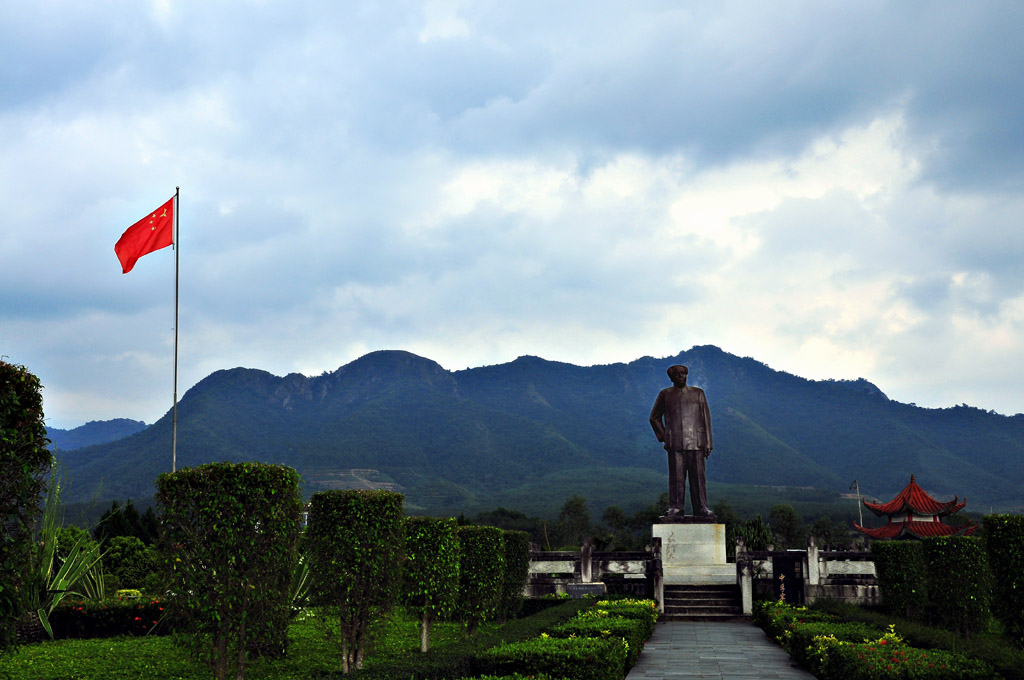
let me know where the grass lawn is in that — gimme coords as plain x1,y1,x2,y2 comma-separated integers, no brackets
0,610,491,680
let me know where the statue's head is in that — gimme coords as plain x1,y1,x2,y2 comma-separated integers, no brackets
667,365,688,387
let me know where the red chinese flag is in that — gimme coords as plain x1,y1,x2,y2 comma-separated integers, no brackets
114,196,175,274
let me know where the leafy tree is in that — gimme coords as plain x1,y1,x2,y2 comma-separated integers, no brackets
94,501,130,545
54,526,96,571
156,462,302,680
557,495,591,547
140,507,160,545
307,490,404,673
0,360,51,654
402,516,460,652
634,492,670,526
470,507,545,545
810,515,851,550
597,504,638,551
94,499,157,545
712,499,744,560
602,505,628,534
104,536,156,588
740,515,773,551
768,504,805,549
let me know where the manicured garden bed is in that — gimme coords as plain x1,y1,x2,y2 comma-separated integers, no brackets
754,600,1005,679
1,597,657,680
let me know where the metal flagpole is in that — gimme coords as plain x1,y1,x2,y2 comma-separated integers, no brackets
172,186,180,473
850,479,863,526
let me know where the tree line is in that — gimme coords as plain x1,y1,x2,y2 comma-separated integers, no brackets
467,492,867,555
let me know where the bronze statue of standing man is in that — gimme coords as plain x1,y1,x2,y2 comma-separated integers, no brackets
649,365,715,518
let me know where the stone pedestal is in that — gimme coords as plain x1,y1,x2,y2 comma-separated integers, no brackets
654,523,735,585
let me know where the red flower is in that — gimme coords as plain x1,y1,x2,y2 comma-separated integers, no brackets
878,639,887,645
134,617,141,621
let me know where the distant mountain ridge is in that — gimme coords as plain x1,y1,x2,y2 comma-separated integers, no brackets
57,346,1024,515
48,418,147,452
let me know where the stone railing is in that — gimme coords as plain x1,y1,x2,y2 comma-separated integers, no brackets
737,536,879,613
525,537,660,599
528,534,879,615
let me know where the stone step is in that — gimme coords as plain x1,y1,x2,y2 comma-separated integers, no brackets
662,584,747,622
661,612,750,622
664,604,743,615
665,596,736,607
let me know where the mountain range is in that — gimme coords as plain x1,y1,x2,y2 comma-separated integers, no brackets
48,418,147,452
54,345,1024,516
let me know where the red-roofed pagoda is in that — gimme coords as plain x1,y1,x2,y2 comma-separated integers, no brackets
855,475,977,540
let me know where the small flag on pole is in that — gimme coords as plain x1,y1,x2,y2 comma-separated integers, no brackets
114,196,175,273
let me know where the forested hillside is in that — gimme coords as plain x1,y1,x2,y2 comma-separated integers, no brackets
57,346,1024,515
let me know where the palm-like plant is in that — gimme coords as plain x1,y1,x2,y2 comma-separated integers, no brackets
22,462,105,638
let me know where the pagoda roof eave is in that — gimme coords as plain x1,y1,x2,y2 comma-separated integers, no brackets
855,520,977,540
862,475,962,516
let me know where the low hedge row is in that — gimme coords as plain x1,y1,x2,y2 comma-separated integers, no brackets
475,598,655,680
475,636,627,680
547,617,645,668
355,597,657,680
755,600,994,680
807,632,994,679
589,599,659,641
354,599,592,679
49,597,169,639
470,675,568,680
547,598,658,668
814,597,1024,680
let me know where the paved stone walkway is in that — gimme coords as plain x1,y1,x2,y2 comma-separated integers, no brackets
626,621,817,679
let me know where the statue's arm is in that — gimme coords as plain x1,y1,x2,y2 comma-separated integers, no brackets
649,392,666,442
702,390,713,452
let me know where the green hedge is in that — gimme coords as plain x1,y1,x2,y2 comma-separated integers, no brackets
49,596,169,638
500,530,530,621
871,540,927,619
403,516,460,652
156,462,302,680
307,489,405,674
476,636,627,680
457,526,506,635
922,536,991,638
983,514,1024,645
0,360,51,655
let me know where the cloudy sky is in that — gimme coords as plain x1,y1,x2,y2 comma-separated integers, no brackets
3,1,1024,429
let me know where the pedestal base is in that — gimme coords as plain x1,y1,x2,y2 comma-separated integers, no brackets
654,523,735,585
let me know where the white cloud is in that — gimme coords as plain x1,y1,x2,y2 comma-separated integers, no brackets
4,1,1024,426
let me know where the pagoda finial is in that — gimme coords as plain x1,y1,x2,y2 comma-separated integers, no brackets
910,474,915,483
